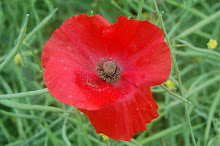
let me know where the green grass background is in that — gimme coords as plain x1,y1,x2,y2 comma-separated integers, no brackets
0,0,220,145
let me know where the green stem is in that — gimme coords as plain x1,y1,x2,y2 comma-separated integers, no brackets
151,88,166,93
24,8,58,43
139,122,205,145
137,0,144,20
0,120,12,142
0,100,74,113
0,109,43,120
160,84,191,104
111,0,136,18
22,118,62,145
173,50,220,61
23,42,43,70
0,14,29,72
204,89,220,144
186,75,220,98
153,0,197,145
171,44,187,47
164,0,207,19
177,39,220,60
177,10,220,38
0,88,49,100
62,115,71,146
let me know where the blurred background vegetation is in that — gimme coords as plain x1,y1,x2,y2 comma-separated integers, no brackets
0,0,220,145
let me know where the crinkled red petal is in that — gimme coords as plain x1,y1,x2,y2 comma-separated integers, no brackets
80,86,159,141
42,14,120,110
43,54,141,110
41,15,169,140
103,16,171,86
41,14,111,69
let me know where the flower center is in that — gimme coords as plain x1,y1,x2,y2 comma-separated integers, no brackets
103,61,116,76
96,57,122,83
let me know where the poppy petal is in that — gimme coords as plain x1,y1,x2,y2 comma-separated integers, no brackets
43,55,139,110
42,14,111,68
81,86,159,141
103,16,171,86
122,42,171,87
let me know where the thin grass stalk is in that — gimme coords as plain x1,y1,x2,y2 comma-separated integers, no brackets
137,0,144,20
153,0,197,145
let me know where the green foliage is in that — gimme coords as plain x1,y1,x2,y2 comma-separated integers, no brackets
0,0,220,145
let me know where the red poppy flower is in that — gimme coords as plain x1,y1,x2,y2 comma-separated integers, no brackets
41,14,171,141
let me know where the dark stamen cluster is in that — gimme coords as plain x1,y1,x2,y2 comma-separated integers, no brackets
96,57,122,82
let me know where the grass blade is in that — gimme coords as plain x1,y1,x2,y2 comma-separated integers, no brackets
204,89,220,143
153,0,197,145
0,88,49,100
24,8,58,43
0,14,29,72
160,84,191,104
137,0,144,20
0,100,74,113
177,10,220,38
62,115,71,146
